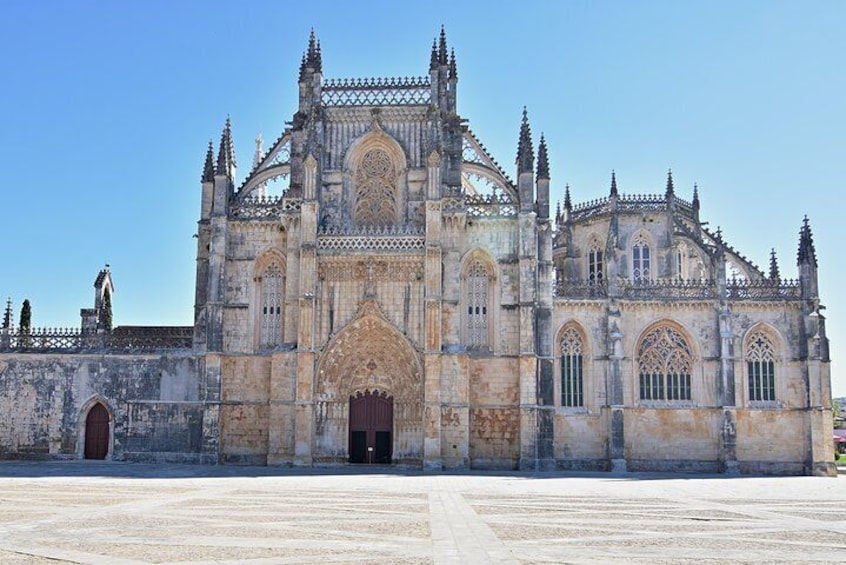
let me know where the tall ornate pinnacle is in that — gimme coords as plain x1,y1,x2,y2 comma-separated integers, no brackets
564,183,572,211
216,116,236,177
692,182,700,210
665,168,675,197
438,25,448,65
536,134,549,181
610,170,618,197
449,48,457,80
202,140,215,182
555,200,562,224
429,39,438,71
516,107,534,175
301,29,322,75
769,248,780,281
797,215,818,267
2,297,11,329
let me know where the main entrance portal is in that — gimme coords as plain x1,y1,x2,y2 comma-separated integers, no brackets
349,390,393,464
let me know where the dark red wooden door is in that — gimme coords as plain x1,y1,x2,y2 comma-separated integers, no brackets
349,391,393,464
84,403,110,460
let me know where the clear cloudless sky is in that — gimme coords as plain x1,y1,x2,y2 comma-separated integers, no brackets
1,1,844,394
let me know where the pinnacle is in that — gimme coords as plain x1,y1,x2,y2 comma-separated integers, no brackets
202,140,215,182
769,248,780,280
429,39,438,71
610,170,618,197
797,215,817,267
449,48,457,80
564,183,572,210
536,134,549,181
438,25,448,65
516,107,534,175
665,168,675,197
692,182,700,209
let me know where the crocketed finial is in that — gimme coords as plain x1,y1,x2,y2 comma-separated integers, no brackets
610,170,618,197
429,39,438,71
516,107,534,175
665,168,675,197
536,134,549,181
564,183,572,211
438,25,448,65
2,297,11,329
797,215,818,267
449,48,457,80
202,140,215,182
769,248,780,281
215,116,236,177
692,182,700,210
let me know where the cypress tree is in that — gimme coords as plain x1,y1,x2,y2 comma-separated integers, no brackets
19,299,31,333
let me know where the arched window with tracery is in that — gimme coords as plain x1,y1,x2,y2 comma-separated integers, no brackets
638,325,693,401
588,240,604,285
354,148,398,227
466,260,491,348
747,331,776,402
260,263,284,347
632,233,651,282
560,326,584,407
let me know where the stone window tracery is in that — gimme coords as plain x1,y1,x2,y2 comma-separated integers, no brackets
260,263,284,347
560,327,584,407
466,260,490,348
632,233,651,282
747,331,776,402
354,148,398,227
638,325,693,401
588,240,604,285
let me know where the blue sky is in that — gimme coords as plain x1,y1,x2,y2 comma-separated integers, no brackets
1,1,844,394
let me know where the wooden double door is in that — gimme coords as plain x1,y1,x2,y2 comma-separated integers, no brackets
349,390,393,464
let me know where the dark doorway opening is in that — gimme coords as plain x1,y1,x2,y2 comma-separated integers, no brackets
349,390,393,464
84,403,110,460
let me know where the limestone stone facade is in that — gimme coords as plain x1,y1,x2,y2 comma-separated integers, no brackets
0,30,835,475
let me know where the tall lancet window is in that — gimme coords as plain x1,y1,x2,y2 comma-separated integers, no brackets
560,326,584,407
260,264,284,347
466,260,490,348
354,148,398,227
632,233,651,282
747,331,776,402
588,241,604,285
638,325,693,401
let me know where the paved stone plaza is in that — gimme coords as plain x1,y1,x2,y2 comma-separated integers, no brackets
0,463,843,564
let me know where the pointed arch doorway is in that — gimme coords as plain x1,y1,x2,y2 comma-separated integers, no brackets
84,403,110,460
349,390,393,464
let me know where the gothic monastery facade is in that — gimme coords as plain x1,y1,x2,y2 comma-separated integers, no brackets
0,31,836,475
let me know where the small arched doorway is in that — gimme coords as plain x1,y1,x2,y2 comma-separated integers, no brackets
349,390,393,464
84,403,110,460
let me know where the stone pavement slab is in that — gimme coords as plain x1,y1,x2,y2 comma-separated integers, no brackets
0,462,844,564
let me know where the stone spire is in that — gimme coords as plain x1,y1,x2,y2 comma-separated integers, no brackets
610,170,618,197
2,298,11,329
202,140,215,183
692,182,700,210
555,200,562,224
536,134,549,181
769,248,780,281
665,168,675,198
564,183,572,212
438,25,448,65
797,215,817,267
516,107,534,175
216,116,236,178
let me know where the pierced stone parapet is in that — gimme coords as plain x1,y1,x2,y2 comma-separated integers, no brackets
620,278,717,300
726,278,801,300
465,193,517,218
322,76,431,106
230,194,283,220
554,279,608,299
0,326,194,352
318,224,425,253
